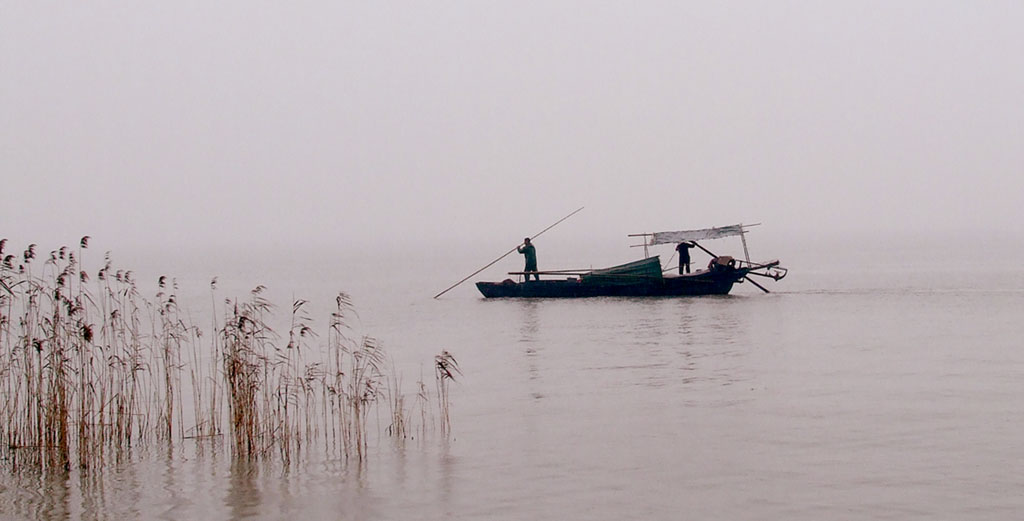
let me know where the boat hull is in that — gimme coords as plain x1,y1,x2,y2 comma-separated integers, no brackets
475,269,748,298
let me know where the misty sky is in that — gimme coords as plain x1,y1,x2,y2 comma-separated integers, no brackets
3,2,1023,255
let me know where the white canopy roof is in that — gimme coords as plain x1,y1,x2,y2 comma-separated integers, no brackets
649,224,746,245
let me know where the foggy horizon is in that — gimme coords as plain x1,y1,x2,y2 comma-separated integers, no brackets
4,5,1024,518
3,3,1023,256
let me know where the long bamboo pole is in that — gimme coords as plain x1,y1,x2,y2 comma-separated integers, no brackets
432,206,584,299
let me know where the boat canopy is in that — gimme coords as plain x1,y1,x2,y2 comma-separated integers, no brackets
649,224,745,245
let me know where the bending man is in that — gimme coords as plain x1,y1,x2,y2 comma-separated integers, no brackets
676,241,694,274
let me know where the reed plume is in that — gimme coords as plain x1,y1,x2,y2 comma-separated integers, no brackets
435,350,461,438
0,238,459,473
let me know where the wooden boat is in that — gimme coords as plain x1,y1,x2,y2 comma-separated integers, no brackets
475,224,787,299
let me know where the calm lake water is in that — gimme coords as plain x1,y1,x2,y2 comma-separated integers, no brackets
3,234,1023,520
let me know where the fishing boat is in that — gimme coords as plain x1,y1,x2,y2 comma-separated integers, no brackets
475,224,787,298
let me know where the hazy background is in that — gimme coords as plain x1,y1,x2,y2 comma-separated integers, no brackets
3,2,1022,268
3,8,1024,519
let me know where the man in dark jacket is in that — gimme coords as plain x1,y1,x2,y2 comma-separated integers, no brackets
518,238,539,281
676,242,694,274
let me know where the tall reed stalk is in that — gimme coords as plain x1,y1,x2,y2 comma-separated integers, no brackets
435,351,461,438
0,238,459,473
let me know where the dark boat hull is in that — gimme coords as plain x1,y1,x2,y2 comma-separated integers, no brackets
476,269,748,298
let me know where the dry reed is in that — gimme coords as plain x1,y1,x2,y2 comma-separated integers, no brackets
0,238,458,474
434,351,461,438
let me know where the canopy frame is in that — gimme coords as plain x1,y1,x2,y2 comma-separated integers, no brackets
629,223,761,262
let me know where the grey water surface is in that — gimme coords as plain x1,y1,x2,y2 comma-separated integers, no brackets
2,242,1023,520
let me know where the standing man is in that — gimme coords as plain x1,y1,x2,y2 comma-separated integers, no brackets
676,241,694,274
518,237,539,281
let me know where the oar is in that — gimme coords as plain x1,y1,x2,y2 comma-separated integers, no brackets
691,241,769,293
689,240,717,258
744,275,771,293
433,206,585,299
